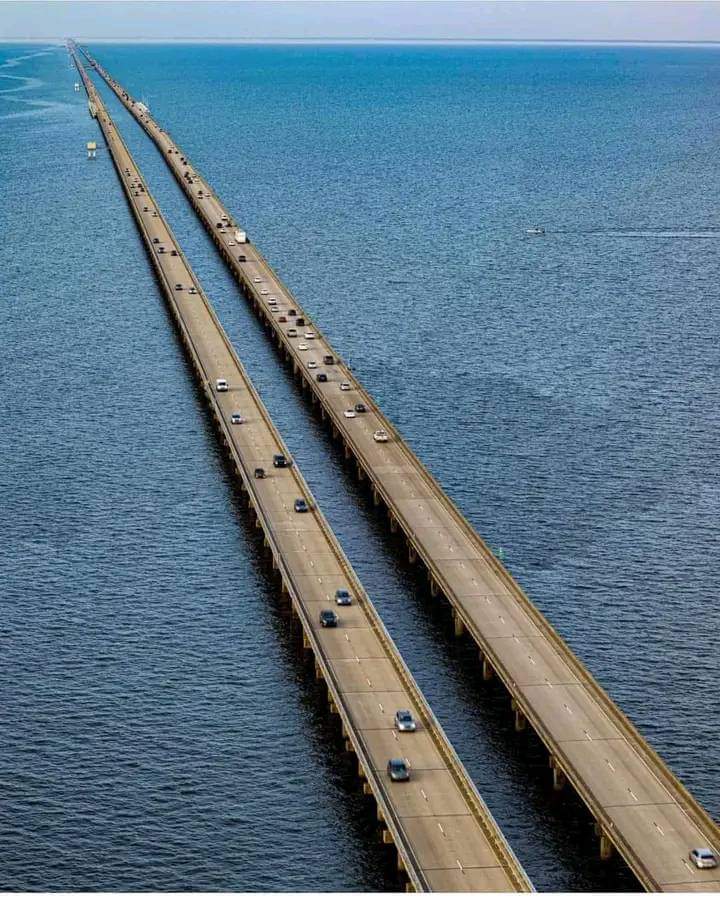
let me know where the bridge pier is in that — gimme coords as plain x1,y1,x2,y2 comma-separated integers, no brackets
481,653,494,681
452,610,464,637
599,829,614,861
511,699,527,732
408,543,417,564
550,756,566,791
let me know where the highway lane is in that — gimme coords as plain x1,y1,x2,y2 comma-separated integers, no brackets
78,44,720,892
70,44,532,894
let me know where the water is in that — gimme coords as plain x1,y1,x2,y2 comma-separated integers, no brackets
2,41,719,891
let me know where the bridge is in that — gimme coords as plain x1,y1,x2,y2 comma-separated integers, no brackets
75,42,720,892
69,44,532,894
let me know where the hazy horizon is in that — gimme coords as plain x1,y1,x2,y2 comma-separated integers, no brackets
4,0,720,43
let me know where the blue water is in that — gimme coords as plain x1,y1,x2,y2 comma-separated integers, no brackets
2,41,719,891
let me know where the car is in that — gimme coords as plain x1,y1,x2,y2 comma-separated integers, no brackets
689,848,718,869
287,328,298,337
219,228,227,234
278,315,287,323
188,287,198,295
230,412,244,425
253,277,263,284
216,379,228,392
253,467,266,479
238,254,247,262
316,373,328,383
340,382,351,391
151,212,159,218
298,343,308,351
304,331,315,339
260,289,269,295
394,710,417,732
152,237,160,244
170,250,178,257
307,360,317,369
335,588,352,606
319,609,338,628
323,355,335,365
296,317,305,327
228,240,236,246
373,429,389,443
157,247,166,254
354,403,367,413
344,409,356,419
294,498,310,513
288,309,297,316
273,453,290,468
175,283,183,291
387,758,410,782
268,296,278,302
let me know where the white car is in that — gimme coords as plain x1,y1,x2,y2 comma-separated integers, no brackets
188,287,197,295
287,328,298,337
689,848,718,869
307,360,318,369
268,296,278,302
228,240,236,246
340,382,351,391
230,412,244,425
298,343,308,351
253,277,263,284
216,379,229,392
219,228,227,233
260,289,269,295
373,429,389,443
304,331,315,339
344,409,357,419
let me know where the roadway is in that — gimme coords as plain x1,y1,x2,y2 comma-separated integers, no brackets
77,43,720,892
70,44,532,894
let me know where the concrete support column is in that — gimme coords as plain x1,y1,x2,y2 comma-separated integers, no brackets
389,513,398,533
514,708,527,732
482,656,494,681
408,544,417,564
599,830,613,861
302,631,311,650
314,661,324,681
372,487,380,507
382,829,394,845
344,442,351,460
357,463,365,482
429,577,439,598
550,758,566,791
453,612,464,638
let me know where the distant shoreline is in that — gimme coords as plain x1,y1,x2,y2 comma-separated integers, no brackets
4,37,720,48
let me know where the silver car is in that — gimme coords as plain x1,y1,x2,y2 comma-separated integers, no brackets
394,710,417,732
689,848,718,869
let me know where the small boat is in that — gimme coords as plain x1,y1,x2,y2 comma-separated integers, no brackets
526,226,546,235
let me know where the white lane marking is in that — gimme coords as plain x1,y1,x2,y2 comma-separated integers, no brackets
654,822,665,836
628,788,638,802
606,760,616,773
437,823,446,837
378,703,384,713
420,788,428,801
366,678,372,687
456,859,464,873
563,703,573,715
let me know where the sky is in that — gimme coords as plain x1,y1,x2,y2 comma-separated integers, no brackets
2,0,720,43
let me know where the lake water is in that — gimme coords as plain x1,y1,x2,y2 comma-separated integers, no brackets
2,41,719,891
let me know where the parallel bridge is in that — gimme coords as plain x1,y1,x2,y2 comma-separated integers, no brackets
77,43,720,892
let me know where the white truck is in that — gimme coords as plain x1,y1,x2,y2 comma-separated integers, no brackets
234,229,248,244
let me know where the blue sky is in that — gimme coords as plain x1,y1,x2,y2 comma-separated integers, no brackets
3,0,720,42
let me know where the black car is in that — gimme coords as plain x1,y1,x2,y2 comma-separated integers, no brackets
319,609,338,628
294,498,309,513
238,254,247,262
354,403,367,413
323,355,335,365
253,467,265,479
387,758,410,782
273,453,290,468
316,373,328,383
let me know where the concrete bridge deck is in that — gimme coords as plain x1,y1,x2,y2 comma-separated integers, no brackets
77,44,720,892
70,44,532,894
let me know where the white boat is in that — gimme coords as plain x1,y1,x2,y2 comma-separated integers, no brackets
526,226,546,235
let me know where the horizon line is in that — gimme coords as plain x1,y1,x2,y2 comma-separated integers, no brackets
7,36,720,47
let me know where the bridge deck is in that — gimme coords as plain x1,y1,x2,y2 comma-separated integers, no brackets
78,45,720,892
70,45,531,894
